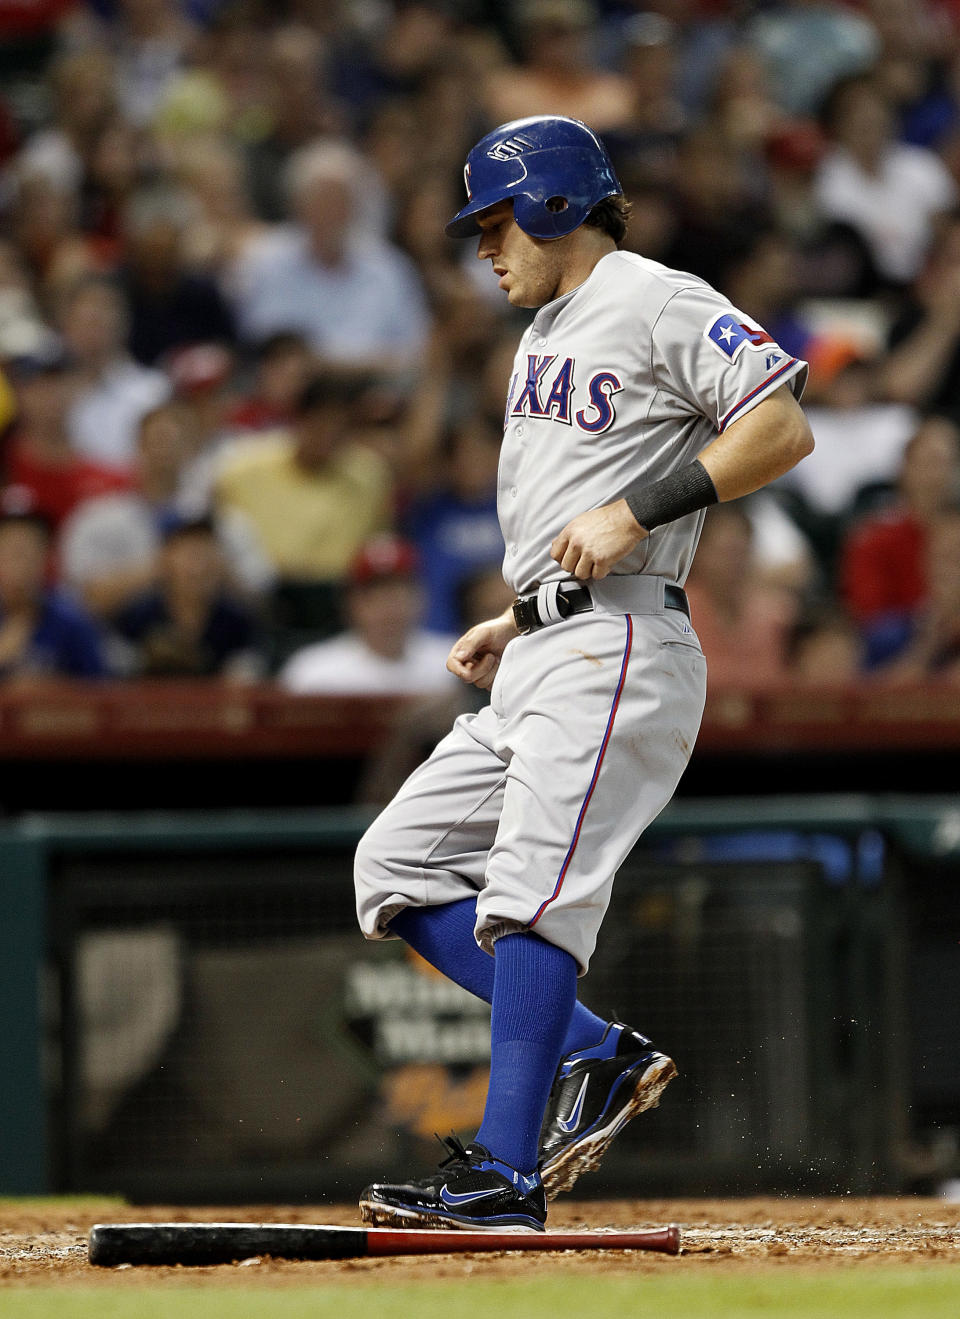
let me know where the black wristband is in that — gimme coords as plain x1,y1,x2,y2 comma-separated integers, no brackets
624,459,719,533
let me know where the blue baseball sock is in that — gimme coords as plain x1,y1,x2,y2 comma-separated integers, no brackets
390,899,495,1002
474,931,577,1174
390,900,609,1054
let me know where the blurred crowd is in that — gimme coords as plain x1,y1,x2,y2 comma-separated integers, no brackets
1,0,960,692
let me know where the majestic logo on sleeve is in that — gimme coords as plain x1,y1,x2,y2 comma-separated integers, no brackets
704,313,778,362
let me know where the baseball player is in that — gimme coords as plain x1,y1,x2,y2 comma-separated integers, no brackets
355,115,813,1231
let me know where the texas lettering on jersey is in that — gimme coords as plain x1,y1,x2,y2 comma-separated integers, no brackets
506,354,624,435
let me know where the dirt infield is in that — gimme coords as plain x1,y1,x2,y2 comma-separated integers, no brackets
2,1197,958,1287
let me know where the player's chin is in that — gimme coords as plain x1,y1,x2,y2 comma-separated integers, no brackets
505,283,538,309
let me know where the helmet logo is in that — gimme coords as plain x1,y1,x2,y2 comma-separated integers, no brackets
464,162,472,199
487,133,534,161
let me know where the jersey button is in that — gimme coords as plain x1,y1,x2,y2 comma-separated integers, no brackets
516,425,524,436
537,337,547,347
510,486,518,497
509,544,518,556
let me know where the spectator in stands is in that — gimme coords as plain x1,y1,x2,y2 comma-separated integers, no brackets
14,49,116,201
764,119,882,300
79,113,143,258
663,125,764,289
59,401,190,618
9,168,89,289
349,559,514,806
841,414,960,626
684,503,796,688
602,13,686,188
707,44,784,158
119,188,236,366
864,505,960,678
363,100,430,212
0,499,106,680
214,371,391,584
11,0,960,711
738,489,816,596
110,515,264,680
56,273,170,471
344,377,412,494
814,75,956,288
776,344,917,574
5,344,131,529
484,0,632,133
746,0,880,116
360,0,466,130
174,137,268,278
387,277,506,454
0,0,85,84
232,140,429,368
403,416,504,635
12,53,131,275
392,170,474,305
107,0,199,128
163,342,239,508
225,333,314,436
879,211,960,423
59,402,272,619
764,120,827,245
787,607,862,686
279,534,455,695
242,25,344,223
0,238,52,363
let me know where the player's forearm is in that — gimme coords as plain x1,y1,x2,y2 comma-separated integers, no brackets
877,316,960,405
396,338,452,488
697,384,814,503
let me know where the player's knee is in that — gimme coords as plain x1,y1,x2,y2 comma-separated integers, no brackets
353,815,399,897
353,823,381,891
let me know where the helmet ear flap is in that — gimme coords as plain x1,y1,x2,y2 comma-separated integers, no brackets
513,190,585,240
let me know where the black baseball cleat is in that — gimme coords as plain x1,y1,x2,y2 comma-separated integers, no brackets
538,1022,678,1200
359,1135,546,1232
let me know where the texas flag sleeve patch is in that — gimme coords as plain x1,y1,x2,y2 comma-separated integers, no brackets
704,313,777,362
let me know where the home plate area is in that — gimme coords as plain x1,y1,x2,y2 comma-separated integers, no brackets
2,1198,958,1284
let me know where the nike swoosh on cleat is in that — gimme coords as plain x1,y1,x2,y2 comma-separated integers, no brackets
558,1075,589,1133
439,1185,495,1207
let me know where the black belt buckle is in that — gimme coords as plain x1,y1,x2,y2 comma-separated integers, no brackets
512,594,540,635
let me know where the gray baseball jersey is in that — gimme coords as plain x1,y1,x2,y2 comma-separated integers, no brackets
355,251,809,973
498,249,808,595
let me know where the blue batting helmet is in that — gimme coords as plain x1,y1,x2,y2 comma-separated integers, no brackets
445,115,622,241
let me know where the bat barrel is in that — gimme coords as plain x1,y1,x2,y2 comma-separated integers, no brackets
88,1223,369,1267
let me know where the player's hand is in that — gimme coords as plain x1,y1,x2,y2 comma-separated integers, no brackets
447,608,518,690
550,500,648,580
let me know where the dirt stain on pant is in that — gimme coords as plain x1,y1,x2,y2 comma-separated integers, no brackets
568,649,604,668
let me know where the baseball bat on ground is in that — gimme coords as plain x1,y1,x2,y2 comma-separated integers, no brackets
88,1222,681,1267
